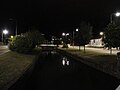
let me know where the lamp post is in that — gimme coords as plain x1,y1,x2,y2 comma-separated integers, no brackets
110,12,120,23
2,29,8,44
62,32,69,48
9,18,17,36
73,29,79,48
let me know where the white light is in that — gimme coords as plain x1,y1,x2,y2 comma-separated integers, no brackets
115,12,120,17
66,61,69,65
76,29,78,32
100,32,103,35
62,33,65,36
11,36,13,38
66,33,69,36
62,57,69,66
62,60,65,66
3,29,8,35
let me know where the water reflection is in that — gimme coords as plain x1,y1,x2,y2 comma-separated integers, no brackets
42,51,57,55
62,56,69,66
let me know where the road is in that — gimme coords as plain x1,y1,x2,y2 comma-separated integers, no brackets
68,45,120,55
9,52,120,90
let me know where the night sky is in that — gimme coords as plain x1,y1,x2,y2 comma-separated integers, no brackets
0,0,120,36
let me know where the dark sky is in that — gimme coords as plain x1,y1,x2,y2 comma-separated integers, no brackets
0,0,120,36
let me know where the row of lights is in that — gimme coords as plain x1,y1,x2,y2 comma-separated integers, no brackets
62,29,79,36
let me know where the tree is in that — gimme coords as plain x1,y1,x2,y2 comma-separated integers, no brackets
104,23,120,54
9,30,45,53
24,30,45,48
75,21,92,53
53,38,61,47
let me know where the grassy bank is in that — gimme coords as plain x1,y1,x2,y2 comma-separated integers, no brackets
59,47,120,78
0,51,37,90
61,48,117,64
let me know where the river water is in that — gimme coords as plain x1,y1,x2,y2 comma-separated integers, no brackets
10,51,120,90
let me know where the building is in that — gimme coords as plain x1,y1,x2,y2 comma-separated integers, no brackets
88,38,103,47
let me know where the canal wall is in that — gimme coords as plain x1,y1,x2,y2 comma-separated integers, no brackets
7,54,40,90
57,49,120,79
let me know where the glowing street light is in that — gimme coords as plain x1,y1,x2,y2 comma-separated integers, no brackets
62,33,69,36
100,32,104,36
3,29,8,35
110,12,120,23
76,28,79,32
11,36,14,39
62,33,65,36
115,12,120,17
73,29,79,47
2,29,8,44
66,33,69,36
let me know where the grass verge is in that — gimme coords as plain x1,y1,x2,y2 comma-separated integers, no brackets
0,51,37,90
59,47,120,79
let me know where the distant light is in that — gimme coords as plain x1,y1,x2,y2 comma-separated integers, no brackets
76,29,78,32
100,32,103,35
52,38,54,40
60,38,62,40
62,33,65,36
66,33,69,36
3,29,8,35
62,57,69,66
11,36,14,38
115,12,120,17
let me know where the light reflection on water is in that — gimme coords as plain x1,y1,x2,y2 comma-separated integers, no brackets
62,56,69,66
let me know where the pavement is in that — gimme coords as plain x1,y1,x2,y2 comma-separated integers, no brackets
66,45,120,55
0,45,9,55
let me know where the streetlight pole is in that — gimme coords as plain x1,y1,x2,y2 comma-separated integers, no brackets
110,12,120,23
62,32,69,48
2,29,8,44
110,13,113,23
9,18,17,36
73,31,75,47
15,20,17,36
73,29,78,48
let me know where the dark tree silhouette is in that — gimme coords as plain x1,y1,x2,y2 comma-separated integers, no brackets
75,21,92,53
104,23,120,54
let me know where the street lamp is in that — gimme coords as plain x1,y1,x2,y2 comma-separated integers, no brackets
73,29,79,47
2,29,8,44
100,32,104,36
110,12,120,23
62,32,69,48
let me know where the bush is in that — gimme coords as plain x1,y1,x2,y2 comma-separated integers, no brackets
9,31,45,53
9,36,34,53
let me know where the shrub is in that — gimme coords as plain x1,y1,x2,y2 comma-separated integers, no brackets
9,36,34,53
9,31,45,53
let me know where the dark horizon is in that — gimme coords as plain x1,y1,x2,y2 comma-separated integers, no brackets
0,0,120,36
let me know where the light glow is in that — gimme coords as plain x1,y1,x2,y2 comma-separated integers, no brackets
76,29,78,32
100,32,103,35
62,33,65,36
66,33,69,36
3,29,8,35
11,36,13,38
115,12,120,17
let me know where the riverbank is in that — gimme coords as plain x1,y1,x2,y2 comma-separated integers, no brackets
0,49,40,90
58,46,120,79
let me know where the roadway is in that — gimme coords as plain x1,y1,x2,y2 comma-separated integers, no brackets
65,45,120,55
0,45,9,55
